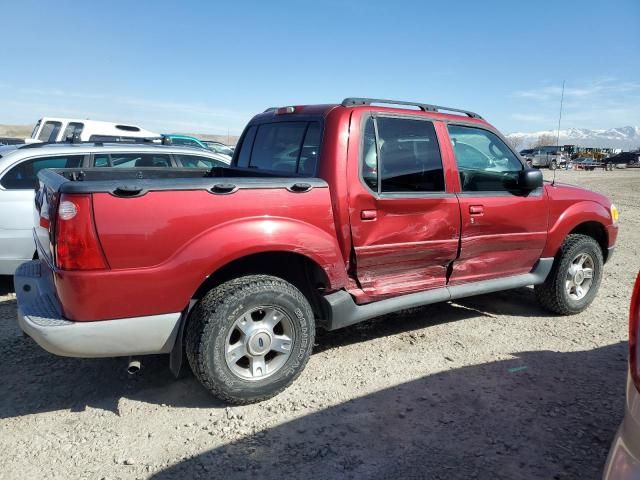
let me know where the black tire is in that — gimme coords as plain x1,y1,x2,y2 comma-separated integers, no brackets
549,160,558,170
534,234,604,315
185,275,315,404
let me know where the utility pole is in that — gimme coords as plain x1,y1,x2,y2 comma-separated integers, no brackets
556,80,565,150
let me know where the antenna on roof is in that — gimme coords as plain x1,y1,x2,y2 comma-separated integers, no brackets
552,80,565,186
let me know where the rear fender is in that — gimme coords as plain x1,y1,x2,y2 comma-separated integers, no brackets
187,216,348,292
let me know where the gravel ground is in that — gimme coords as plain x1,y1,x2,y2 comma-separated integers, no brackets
1,169,638,480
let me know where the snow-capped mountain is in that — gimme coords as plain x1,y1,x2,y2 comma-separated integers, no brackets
506,126,640,150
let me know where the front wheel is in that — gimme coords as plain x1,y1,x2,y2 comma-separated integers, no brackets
549,160,558,170
535,234,604,315
186,275,315,404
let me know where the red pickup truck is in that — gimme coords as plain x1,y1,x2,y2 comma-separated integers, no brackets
16,98,619,404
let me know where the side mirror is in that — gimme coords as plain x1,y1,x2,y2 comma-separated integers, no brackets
518,169,543,190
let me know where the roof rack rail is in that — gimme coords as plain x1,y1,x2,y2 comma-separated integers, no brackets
17,137,163,149
341,97,483,119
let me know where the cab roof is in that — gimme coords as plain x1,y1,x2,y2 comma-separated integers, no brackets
251,97,489,126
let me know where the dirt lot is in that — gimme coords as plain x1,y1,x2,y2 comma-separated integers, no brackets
1,169,638,480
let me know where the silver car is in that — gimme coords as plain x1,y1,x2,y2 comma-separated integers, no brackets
0,142,230,275
603,272,640,479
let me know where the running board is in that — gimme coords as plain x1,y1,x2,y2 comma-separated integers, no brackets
323,258,554,331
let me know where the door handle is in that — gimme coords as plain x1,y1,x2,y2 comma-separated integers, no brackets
361,209,377,220
469,205,484,215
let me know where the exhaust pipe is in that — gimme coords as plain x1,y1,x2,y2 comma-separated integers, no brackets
127,357,141,375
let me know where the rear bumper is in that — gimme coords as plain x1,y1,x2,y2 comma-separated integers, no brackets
15,260,181,358
603,374,640,480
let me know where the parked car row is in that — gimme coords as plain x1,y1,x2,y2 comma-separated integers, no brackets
519,147,639,170
0,142,230,275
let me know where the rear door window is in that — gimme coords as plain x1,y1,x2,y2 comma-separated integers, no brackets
236,121,322,174
175,154,228,169
360,116,445,193
1,155,84,190
37,121,63,142
109,154,172,168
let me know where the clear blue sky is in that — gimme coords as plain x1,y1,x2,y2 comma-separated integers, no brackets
0,0,638,135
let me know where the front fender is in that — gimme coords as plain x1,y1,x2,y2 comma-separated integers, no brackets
542,200,612,258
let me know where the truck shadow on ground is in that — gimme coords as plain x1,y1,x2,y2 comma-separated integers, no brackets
0,286,597,421
314,287,548,354
0,297,511,418
150,343,627,480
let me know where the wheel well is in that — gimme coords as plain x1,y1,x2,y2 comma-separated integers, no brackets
192,251,331,322
569,221,608,261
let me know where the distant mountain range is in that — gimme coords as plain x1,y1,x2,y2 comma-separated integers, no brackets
506,126,640,150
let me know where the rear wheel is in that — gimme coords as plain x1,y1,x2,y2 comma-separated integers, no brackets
535,234,604,315
186,275,315,404
549,160,558,170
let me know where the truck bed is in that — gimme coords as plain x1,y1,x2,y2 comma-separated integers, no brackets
35,167,345,322
41,166,323,195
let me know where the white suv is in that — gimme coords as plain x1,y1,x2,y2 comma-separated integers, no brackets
28,117,160,143
0,142,230,275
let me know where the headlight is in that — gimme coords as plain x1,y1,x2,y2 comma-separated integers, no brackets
611,204,619,223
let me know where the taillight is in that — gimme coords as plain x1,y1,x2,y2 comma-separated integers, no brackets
629,272,640,392
54,194,108,270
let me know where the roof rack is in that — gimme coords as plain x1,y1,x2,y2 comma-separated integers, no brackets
17,137,163,149
341,97,483,119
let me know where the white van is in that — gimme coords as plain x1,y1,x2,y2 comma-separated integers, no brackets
29,117,160,143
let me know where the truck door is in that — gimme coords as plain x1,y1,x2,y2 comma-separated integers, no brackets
445,124,548,284
347,112,461,301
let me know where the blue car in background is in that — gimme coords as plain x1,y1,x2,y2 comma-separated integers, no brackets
162,134,209,150
162,135,234,159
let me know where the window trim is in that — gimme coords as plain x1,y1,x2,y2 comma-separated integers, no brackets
358,112,447,198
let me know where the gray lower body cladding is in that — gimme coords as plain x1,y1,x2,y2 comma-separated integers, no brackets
14,260,182,358
323,258,554,331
